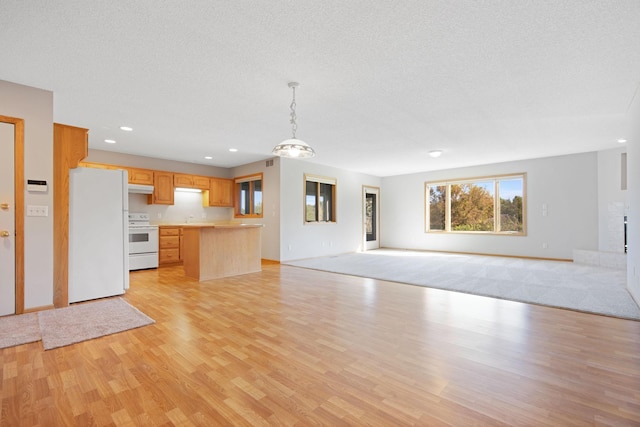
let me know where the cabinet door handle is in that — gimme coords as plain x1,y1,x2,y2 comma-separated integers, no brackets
0,230,10,237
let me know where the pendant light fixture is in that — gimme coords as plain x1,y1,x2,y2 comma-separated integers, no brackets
272,82,315,158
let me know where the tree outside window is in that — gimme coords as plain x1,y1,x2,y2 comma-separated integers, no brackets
234,173,263,218
428,185,446,231
426,174,525,234
305,174,336,223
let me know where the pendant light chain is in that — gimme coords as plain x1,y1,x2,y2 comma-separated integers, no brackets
272,81,315,158
290,85,298,139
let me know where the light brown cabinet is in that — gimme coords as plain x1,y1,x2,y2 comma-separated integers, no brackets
74,161,233,208
149,171,174,205
173,173,210,190
182,224,262,280
53,123,89,309
203,177,234,207
78,161,119,170
159,227,182,265
126,167,154,185
77,162,153,185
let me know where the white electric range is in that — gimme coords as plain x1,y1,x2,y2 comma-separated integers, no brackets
128,213,159,270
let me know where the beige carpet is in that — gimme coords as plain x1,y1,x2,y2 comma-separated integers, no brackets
286,249,640,320
37,298,154,350
0,313,41,349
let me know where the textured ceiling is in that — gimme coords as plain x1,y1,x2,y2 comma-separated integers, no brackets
1,1,639,177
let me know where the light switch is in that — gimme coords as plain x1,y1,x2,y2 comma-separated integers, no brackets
27,205,48,216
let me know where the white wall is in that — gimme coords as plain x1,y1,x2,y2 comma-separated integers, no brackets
597,147,628,253
381,152,598,260
279,157,382,262
626,96,640,306
231,157,281,262
0,80,54,309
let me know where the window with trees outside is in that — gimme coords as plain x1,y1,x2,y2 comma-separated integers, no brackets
234,173,263,218
305,174,336,223
426,174,525,234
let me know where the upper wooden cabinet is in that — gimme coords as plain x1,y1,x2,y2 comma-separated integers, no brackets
173,173,210,190
203,177,234,207
149,171,174,205
78,161,119,170
78,163,154,185
126,167,154,185
74,161,233,207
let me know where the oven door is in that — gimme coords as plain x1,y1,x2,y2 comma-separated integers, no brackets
128,226,159,254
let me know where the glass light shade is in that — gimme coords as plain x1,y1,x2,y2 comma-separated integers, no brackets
272,138,315,158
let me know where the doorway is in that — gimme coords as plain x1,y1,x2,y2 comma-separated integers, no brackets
363,186,380,251
0,115,24,315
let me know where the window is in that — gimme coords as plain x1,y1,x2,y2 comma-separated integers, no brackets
234,173,263,218
426,174,525,234
305,174,336,223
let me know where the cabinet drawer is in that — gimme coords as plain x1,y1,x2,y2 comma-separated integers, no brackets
160,227,180,236
159,236,180,248
159,248,180,263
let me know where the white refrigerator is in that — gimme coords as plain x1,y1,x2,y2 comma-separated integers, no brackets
69,167,130,303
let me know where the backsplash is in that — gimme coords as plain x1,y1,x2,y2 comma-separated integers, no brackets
128,191,232,224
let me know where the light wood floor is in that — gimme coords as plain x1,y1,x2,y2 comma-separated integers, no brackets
2,264,640,426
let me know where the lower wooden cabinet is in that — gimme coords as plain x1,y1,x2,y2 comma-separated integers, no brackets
159,226,182,265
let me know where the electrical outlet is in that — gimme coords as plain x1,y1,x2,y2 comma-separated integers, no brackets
542,242,548,249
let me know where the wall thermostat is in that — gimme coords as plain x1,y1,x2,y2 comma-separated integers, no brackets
27,179,48,192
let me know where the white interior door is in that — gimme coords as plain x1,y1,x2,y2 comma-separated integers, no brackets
0,122,15,316
363,186,380,251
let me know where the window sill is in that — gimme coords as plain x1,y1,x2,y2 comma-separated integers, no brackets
426,230,526,236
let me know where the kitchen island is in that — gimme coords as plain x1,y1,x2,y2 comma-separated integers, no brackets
181,223,263,281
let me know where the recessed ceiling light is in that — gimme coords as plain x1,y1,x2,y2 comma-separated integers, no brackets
104,139,116,144
617,139,627,143
229,148,238,152
120,126,133,131
428,150,443,158
204,156,213,160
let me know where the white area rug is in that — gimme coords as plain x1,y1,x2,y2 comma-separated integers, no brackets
37,298,154,350
0,313,41,349
286,249,640,320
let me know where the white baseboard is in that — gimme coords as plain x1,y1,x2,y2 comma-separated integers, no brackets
573,249,626,270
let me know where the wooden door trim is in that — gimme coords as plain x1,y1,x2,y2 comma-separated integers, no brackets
0,115,25,314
